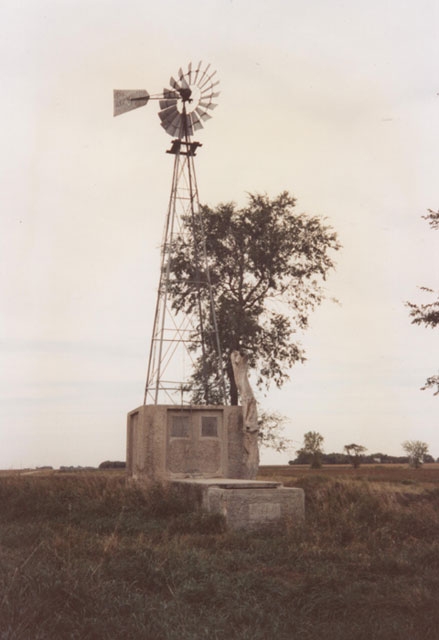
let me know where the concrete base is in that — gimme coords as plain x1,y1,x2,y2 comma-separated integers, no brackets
127,405,254,482
173,478,305,531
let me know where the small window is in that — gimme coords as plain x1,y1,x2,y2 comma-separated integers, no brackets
201,416,218,437
171,415,190,438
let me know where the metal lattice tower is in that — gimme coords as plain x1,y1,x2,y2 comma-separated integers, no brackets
114,62,226,406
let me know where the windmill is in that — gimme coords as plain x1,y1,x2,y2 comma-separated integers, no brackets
114,62,226,407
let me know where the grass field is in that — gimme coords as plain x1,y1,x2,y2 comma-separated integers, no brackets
1,465,439,639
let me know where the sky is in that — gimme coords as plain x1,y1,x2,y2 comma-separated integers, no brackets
1,0,438,468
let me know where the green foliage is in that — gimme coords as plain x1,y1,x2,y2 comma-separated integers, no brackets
344,443,367,468
424,208,439,230
257,411,293,452
402,440,429,468
99,460,126,469
289,451,418,465
297,430,324,468
407,209,439,394
407,288,439,330
168,191,340,404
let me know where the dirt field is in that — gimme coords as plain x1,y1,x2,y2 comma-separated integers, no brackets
3,462,438,480
258,463,439,486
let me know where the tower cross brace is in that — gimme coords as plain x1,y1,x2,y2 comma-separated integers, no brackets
114,62,226,406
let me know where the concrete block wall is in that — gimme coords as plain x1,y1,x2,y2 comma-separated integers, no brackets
126,404,250,482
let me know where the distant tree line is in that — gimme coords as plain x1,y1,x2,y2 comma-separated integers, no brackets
289,432,434,467
289,451,435,466
98,460,126,469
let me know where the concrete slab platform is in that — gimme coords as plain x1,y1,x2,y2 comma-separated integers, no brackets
173,478,282,489
173,477,305,531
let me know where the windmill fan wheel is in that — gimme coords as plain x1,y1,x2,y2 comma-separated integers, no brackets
158,62,220,138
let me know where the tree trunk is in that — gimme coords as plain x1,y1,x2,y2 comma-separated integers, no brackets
227,360,238,405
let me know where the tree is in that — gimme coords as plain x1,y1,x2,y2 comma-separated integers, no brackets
344,443,367,468
297,431,324,469
257,411,293,452
424,208,439,230
407,209,439,395
402,440,429,468
168,192,340,404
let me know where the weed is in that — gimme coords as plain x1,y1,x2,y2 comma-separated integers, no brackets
1,470,439,639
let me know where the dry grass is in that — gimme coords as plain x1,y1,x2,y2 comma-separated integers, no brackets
258,462,439,485
1,467,439,639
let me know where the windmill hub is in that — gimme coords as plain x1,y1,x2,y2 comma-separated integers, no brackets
179,87,192,102
176,85,201,114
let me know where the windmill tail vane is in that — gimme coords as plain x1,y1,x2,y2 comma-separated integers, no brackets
114,62,226,406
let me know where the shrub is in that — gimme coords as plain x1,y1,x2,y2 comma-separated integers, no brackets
99,460,126,469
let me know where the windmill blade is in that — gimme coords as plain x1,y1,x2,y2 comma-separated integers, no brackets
200,90,220,100
200,78,220,94
200,88,220,98
113,90,150,117
199,87,219,104
159,105,179,125
192,61,202,85
168,121,181,137
159,107,182,136
198,100,218,110
167,113,183,137
178,69,191,93
180,75,190,91
160,119,178,136
195,107,212,122
164,89,179,98
197,63,211,87
199,69,217,90
191,111,204,132
159,98,178,110
187,61,193,84
161,119,175,136
170,112,182,131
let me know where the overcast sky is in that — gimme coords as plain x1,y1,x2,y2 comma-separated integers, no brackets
1,0,438,468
